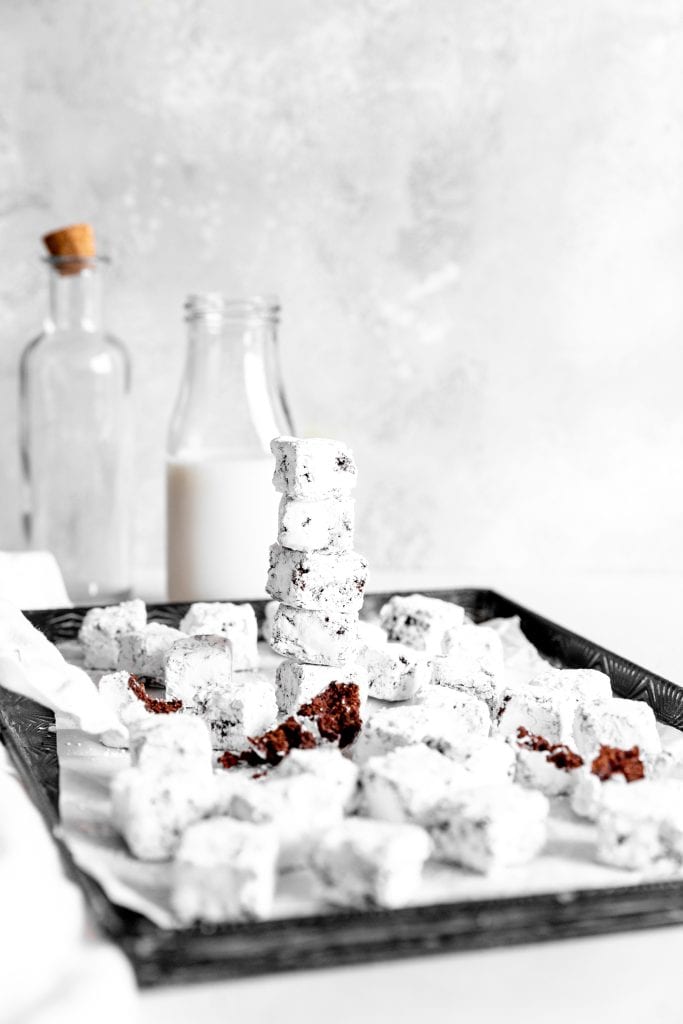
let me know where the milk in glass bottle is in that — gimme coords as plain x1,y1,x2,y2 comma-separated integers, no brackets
166,295,293,601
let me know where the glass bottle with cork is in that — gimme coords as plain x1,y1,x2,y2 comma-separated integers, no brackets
19,224,132,603
166,294,294,601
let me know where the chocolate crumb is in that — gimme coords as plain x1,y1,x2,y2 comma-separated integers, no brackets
218,716,317,770
516,726,584,772
517,725,551,752
218,682,363,770
548,746,584,771
128,675,183,715
249,716,317,764
298,682,362,749
591,744,645,783
217,750,242,770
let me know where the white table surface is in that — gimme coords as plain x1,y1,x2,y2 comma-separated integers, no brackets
9,571,683,1023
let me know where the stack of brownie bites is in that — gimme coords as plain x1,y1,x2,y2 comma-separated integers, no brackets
267,436,369,714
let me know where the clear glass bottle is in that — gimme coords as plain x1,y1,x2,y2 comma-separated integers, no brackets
19,253,132,603
166,294,294,601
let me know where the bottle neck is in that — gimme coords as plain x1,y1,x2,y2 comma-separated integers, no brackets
46,259,104,333
169,297,294,460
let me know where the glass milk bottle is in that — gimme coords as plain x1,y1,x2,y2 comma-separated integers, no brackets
166,295,294,601
19,225,132,603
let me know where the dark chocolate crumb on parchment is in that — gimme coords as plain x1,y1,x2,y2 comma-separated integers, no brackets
591,744,645,783
127,675,183,715
516,726,584,772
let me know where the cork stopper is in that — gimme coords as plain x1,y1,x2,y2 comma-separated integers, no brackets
42,223,96,275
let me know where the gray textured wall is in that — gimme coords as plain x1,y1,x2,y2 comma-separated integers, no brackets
2,0,683,594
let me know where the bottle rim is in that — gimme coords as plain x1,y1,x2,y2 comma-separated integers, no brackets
184,293,280,324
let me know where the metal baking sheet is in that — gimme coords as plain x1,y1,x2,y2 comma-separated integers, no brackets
3,587,683,987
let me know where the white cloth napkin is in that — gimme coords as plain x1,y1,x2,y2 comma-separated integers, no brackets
0,550,72,609
0,598,126,741
0,579,138,1020
0,748,139,1023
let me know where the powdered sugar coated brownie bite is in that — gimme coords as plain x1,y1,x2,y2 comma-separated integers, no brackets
358,744,473,826
353,699,490,764
448,734,517,784
426,784,549,873
171,817,279,924
596,779,683,870
529,666,613,702
179,602,258,671
117,623,185,679
274,746,359,810
495,686,579,746
270,604,359,666
430,654,504,714
441,622,504,674
432,622,505,713
195,675,277,751
111,767,216,861
379,594,465,654
224,772,347,869
128,714,213,775
78,599,147,669
275,660,368,715
266,543,368,614
570,744,646,820
164,634,233,708
278,493,355,552
310,817,431,909
359,641,431,702
571,769,628,821
573,698,661,762
271,436,357,499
